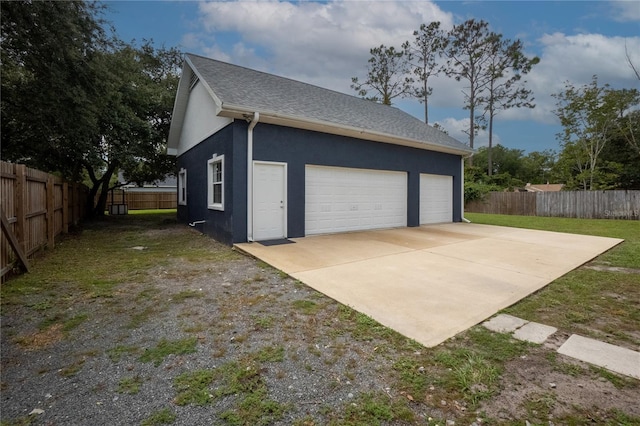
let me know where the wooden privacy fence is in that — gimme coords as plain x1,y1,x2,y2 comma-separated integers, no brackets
467,192,537,216
104,190,177,211
466,190,640,220
1,161,88,279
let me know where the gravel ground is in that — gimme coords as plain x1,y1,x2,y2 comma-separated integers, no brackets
1,225,413,425
1,218,639,425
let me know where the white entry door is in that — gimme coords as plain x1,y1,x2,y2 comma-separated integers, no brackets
420,173,453,224
253,162,287,241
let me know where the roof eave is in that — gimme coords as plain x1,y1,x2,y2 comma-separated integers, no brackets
219,103,473,157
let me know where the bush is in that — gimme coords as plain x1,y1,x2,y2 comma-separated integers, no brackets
465,181,501,203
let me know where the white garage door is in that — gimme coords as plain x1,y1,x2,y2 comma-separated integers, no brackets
305,165,407,235
420,174,453,224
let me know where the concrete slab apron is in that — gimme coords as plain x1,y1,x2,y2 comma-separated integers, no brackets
236,223,622,348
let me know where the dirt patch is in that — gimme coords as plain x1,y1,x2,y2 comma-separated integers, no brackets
583,265,640,274
482,345,640,423
14,324,64,351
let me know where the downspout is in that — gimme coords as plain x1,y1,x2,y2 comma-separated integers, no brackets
461,156,472,223
246,112,260,241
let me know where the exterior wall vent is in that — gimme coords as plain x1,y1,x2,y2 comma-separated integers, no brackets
189,73,199,91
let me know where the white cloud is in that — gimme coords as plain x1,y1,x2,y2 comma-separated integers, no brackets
183,1,639,131
180,32,201,50
193,0,454,93
610,1,640,22
503,33,640,124
537,33,639,83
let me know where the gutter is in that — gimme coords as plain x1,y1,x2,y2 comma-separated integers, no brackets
246,112,260,241
219,103,474,157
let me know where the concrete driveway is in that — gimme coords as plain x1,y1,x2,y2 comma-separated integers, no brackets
236,223,622,347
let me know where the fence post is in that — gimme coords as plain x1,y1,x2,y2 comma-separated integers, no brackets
71,183,79,225
74,185,79,224
78,184,86,220
63,182,69,233
46,175,55,249
14,164,26,250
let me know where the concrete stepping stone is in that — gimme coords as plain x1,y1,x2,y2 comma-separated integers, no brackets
483,314,529,333
513,321,557,344
557,334,640,380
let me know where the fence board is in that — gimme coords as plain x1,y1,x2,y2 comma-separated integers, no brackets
466,190,639,220
15,165,26,249
1,161,89,280
466,192,536,216
0,209,29,273
104,190,177,211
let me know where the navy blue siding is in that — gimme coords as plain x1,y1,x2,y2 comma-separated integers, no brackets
176,122,248,245
230,122,249,242
178,121,462,244
252,124,462,238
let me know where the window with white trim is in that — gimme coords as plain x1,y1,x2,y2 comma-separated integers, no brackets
207,154,224,210
178,168,187,205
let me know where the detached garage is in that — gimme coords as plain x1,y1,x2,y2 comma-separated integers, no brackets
167,54,473,244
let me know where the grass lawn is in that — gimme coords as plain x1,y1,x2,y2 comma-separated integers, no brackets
126,209,177,215
465,213,640,348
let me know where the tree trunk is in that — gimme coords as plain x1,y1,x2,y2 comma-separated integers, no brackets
85,182,101,219
94,181,110,217
93,164,117,216
83,162,118,218
488,111,494,176
85,180,109,218
468,101,475,167
589,154,598,191
424,75,429,124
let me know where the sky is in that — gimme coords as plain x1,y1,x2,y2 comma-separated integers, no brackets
104,0,640,154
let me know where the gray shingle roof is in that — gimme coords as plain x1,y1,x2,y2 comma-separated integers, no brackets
186,53,471,154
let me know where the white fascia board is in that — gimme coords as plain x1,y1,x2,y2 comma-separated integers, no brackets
167,64,191,152
219,103,474,157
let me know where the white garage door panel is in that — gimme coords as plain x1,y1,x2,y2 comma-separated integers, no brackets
306,166,407,235
420,174,453,224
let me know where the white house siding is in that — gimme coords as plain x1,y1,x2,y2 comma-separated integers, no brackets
178,81,232,156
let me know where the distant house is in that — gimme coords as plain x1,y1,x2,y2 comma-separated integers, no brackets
117,172,177,194
525,183,565,192
167,54,473,245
